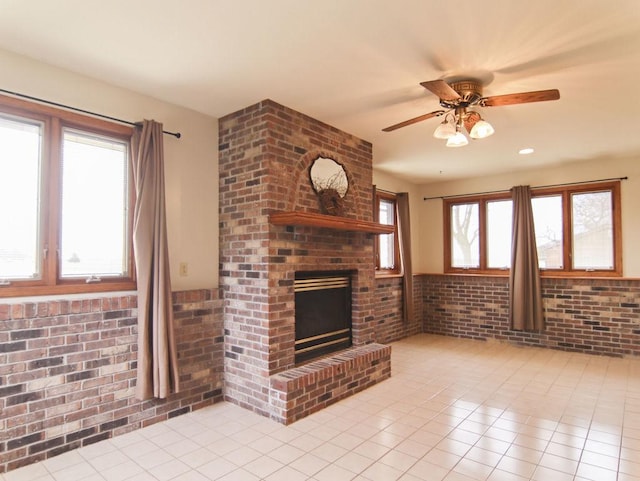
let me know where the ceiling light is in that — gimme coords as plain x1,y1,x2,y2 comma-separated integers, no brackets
469,119,495,139
519,148,535,155
433,118,456,139
446,131,468,147
434,108,494,147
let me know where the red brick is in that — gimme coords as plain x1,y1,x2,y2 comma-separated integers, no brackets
0,289,223,474
423,274,640,357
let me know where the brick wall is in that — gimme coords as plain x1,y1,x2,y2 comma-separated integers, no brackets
373,276,423,344
218,99,387,421
0,289,224,473
270,344,391,424
422,274,640,356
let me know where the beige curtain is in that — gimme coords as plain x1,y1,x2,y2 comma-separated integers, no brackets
397,193,414,324
509,185,544,331
132,120,179,400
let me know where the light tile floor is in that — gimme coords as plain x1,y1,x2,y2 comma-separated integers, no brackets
3,334,640,481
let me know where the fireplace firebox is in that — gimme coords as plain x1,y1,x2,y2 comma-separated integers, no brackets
294,271,352,364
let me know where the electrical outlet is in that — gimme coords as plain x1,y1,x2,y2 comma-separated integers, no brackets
179,262,188,276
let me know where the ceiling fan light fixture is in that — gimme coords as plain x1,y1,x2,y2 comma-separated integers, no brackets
446,131,468,147
469,119,495,139
433,118,456,139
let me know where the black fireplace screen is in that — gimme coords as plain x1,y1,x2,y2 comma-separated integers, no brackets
294,271,352,364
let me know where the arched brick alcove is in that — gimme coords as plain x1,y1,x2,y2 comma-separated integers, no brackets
287,149,362,219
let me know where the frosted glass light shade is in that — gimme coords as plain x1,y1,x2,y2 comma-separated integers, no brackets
433,120,456,139
469,120,495,139
446,131,468,147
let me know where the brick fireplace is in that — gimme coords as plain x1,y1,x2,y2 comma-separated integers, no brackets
294,270,353,364
218,99,390,424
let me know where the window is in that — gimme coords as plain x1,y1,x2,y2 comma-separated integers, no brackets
0,94,135,297
486,199,512,269
531,195,563,269
450,202,479,268
375,191,400,274
444,181,621,276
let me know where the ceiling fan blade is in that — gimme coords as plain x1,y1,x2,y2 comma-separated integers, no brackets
481,89,560,107
382,110,446,132
420,80,461,101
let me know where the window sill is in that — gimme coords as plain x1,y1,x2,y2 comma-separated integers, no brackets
0,281,137,300
375,272,403,279
0,289,137,304
425,272,633,280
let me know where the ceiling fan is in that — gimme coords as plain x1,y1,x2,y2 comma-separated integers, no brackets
382,79,560,147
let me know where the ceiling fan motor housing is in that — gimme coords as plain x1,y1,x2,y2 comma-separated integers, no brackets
440,80,483,109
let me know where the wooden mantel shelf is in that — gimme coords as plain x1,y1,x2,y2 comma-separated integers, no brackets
269,211,394,234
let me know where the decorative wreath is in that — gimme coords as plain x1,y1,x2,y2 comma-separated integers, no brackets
318,188,345,216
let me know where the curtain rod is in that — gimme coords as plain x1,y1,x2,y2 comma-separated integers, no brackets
423,176,628,201
0,88,181,139
375,188,397,195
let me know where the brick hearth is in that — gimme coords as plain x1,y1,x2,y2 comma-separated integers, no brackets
218,99,390,423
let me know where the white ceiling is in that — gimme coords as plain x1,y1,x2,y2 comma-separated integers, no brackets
0,0,639,183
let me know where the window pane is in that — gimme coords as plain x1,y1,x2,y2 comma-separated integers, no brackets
487,200,512,268
532,195,563,269
378,198,395,269
60,129,129,278
0,115,43,280
572,191,613,269
451,203,479,268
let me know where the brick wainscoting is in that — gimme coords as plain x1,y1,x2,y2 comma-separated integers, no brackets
422,274,640,356
0,289,223,473
374,276,423,344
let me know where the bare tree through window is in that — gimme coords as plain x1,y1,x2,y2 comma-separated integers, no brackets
451,203,479,267
572,191,613,269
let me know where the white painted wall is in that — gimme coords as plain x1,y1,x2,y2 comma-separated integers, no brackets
6,48,636,287
1,49,219,290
